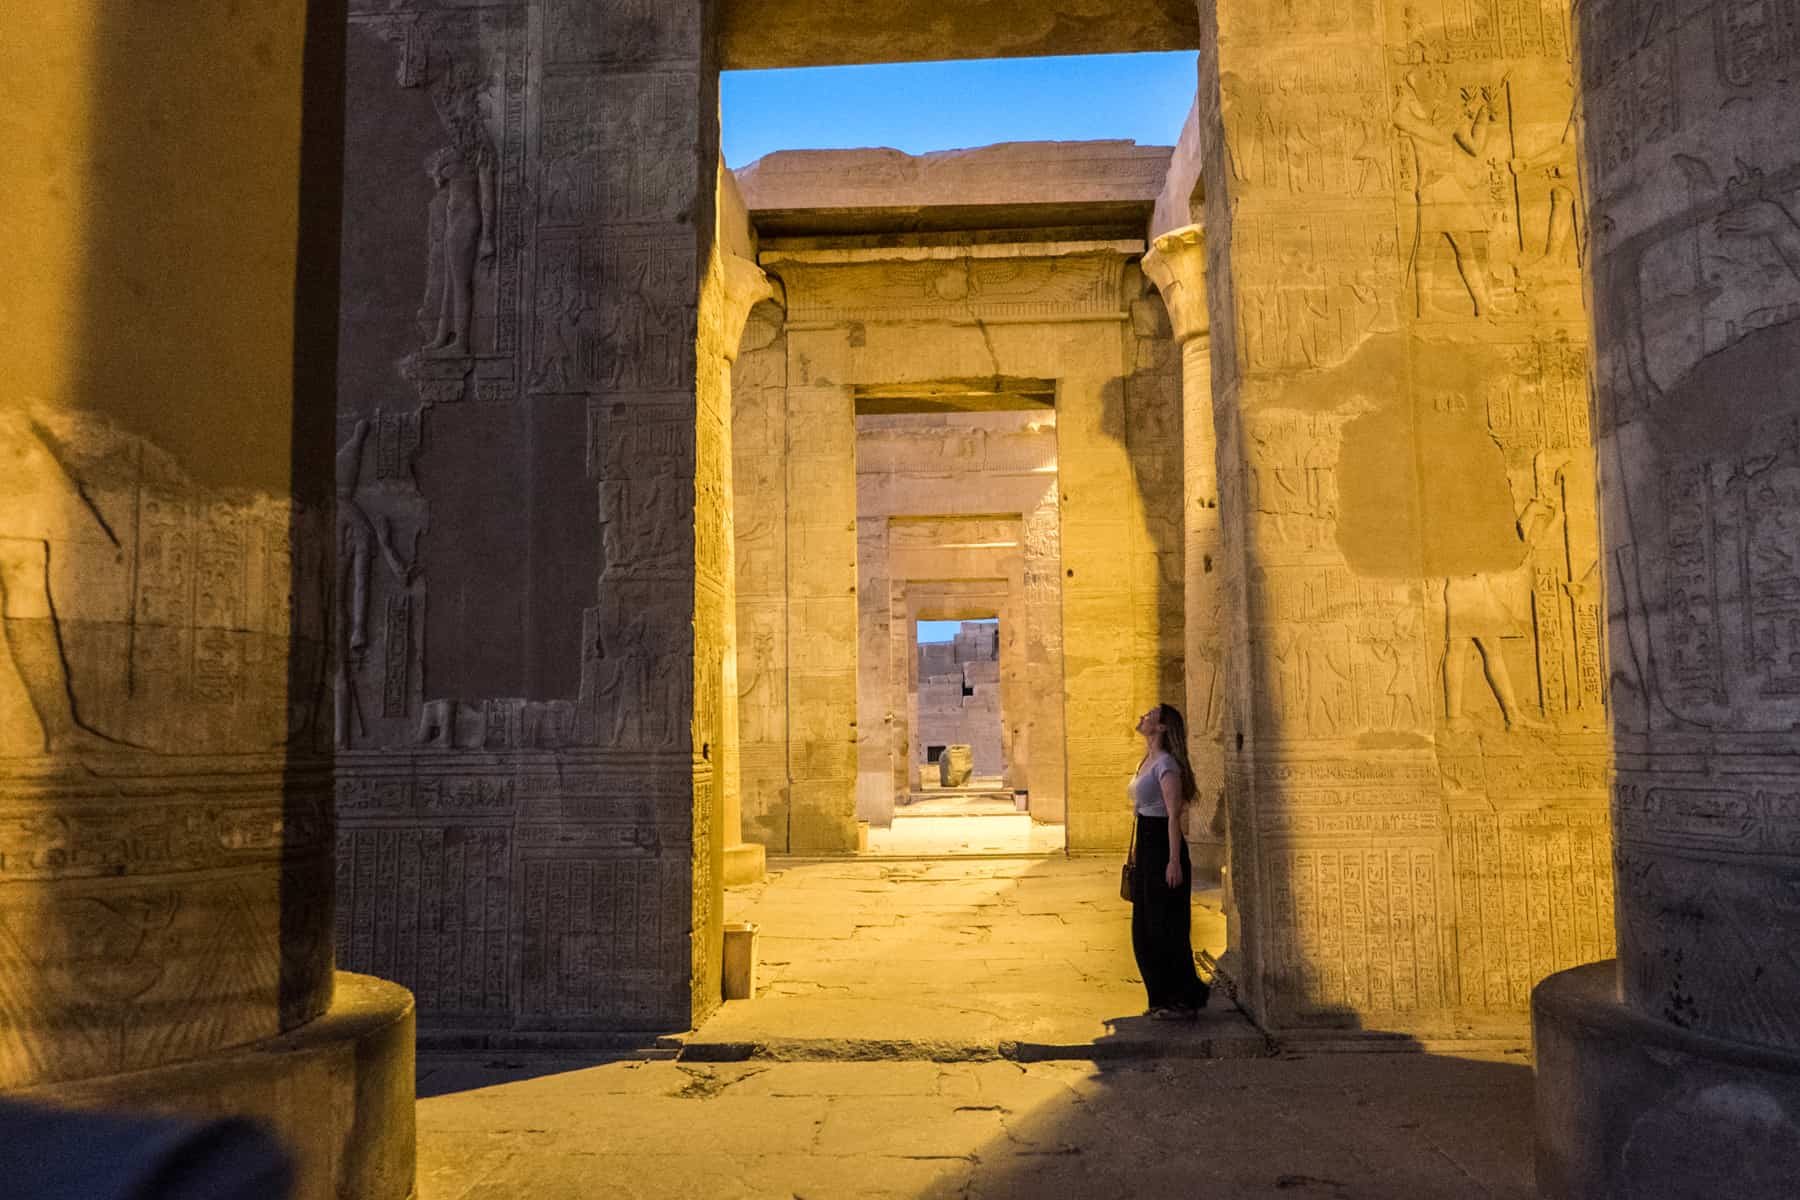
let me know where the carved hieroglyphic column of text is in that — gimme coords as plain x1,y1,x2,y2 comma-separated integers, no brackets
2,2,413,1191
1533,2,1800,1195
1196,0,1610,1035
1143,225,1229,866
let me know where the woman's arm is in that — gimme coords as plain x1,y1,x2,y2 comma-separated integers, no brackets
1160,768,1184,888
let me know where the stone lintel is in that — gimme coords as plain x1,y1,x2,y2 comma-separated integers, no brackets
737,142,1174,211
760,239,1147,268
720,0,1200,69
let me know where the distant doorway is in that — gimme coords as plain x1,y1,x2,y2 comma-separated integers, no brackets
912,618,1004,791
866,616,1064,856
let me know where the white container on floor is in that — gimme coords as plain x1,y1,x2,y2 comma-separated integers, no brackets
722,921,759,1000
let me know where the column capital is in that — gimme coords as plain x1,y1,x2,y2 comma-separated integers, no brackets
719,252,780,363
1141,223,1208,344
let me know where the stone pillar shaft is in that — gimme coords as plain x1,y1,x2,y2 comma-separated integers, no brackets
1534,2,1800,1194
331,0,725,1031
0,0,335,1090
2,4,415,1194
1195,0,1610,1035
1143,226,1228,828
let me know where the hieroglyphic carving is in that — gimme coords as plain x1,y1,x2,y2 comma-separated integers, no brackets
1252,568,1433,738
1265,844,1445,1014
1231,215,1402,372
1714,0,1800,85
1,404,324,756
541,0,701,66
334,420,414,749
1222,56,1392,198
518,854,674,1021
531,232,697,394
1450,808,1613,1010
336,824,511,1016
1578,0,1681,179
354,5,525,364
538,73,698,228
772,250,1130,326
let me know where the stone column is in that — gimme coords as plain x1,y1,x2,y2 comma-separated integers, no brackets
717,251,774,885
1143,225,1229,876
0,2,412,1195
778,324,862,853
731,304,791,850
332,0,725,1032
1195,0,1611,1035
1533,2,1800,1194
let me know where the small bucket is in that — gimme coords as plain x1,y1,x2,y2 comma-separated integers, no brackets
722,921,759,1001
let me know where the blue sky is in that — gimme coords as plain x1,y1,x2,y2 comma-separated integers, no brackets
918,619,996,645
722,52,1199,168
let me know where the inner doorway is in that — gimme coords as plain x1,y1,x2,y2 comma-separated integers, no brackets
881,615,1052,856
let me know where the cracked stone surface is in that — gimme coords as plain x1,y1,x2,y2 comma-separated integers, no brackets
415,1053,1535,1198
691,856,1240,1054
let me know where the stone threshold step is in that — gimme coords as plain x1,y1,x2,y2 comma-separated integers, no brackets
1269,1030,1531,1057
418,1030,685,1057
676,1029,1276,1065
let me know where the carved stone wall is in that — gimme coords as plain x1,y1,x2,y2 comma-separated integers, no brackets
1195,0,1611,1034
334,0,722,1034
0,1,339,1091
1583,0,1800,1053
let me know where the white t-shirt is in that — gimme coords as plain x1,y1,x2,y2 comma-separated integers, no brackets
1130,752,1179,818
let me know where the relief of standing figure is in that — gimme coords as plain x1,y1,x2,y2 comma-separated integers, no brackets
1395,68,1503,317
419,140,496,357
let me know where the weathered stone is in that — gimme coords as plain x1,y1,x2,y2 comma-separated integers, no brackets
2,2,411,1191
718,0,1200,70
1533,0,1800,1191
1192,0,1609,1040
332,0,725,1036
939,745,975,788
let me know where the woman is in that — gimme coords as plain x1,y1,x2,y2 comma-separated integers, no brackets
1128,703,1210,1020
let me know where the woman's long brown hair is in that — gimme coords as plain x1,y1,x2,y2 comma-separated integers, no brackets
1155,702,1199,805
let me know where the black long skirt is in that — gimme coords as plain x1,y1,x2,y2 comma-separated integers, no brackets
1130,814,1209,1011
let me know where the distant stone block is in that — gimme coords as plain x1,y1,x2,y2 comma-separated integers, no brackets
940,744,974,787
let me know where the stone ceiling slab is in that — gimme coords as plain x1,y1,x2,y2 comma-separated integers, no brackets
719,0,1201,69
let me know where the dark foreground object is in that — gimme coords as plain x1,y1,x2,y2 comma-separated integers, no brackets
1533,960,1800,1199
13,973,416,1200
0,1099,291,1200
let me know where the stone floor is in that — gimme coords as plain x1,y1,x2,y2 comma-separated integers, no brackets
414,856,1538,1198
866,814,1067,856
416,1054,1536,1198
694,856,1237,1056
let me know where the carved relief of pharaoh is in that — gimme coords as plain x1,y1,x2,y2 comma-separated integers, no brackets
1394,68,1505,318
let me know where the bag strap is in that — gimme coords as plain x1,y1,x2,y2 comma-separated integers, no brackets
1127,814,1136,858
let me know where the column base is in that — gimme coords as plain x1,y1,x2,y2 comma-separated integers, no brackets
23,972,416,1200
1533,961,1800,1199
724,841,767,886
